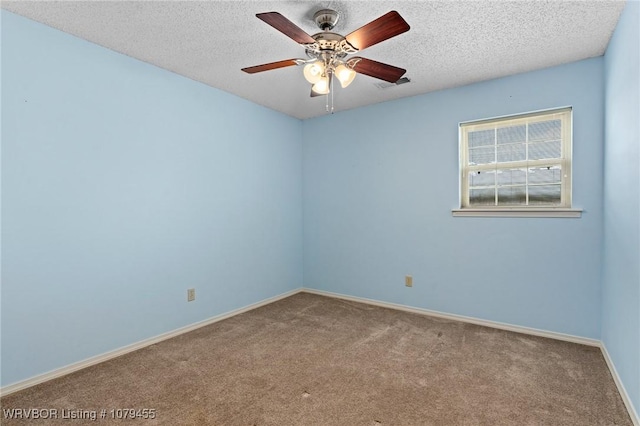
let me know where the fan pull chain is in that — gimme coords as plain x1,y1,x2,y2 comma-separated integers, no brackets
324,73,334,114
331,78,335,114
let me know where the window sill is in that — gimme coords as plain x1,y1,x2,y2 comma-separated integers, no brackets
451,208,582,218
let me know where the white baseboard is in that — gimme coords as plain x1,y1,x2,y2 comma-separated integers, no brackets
600,343,640,425
0,287,303,397
301,288,600,346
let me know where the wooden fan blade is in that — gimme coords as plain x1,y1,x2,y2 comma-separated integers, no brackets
242,59,299,74
351,57,406,83
257,12,316,45
345,11,410,51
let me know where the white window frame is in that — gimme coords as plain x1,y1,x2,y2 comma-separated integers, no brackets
453,107,582,218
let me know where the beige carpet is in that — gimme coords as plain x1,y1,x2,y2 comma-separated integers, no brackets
1,293,632,425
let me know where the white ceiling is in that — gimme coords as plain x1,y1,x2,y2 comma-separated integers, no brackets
2,1,625,120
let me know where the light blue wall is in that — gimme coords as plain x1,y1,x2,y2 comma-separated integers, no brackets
303,58,605,339
1,11,303,387
603,0,640,415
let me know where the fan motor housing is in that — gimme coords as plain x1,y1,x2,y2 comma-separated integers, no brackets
306,32,356,59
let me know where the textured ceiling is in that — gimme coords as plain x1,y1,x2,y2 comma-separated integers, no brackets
2,1,625,119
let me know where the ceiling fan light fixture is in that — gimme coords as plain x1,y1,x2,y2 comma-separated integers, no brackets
303,61,325,84
311,76,330,95
243,9,410,112
335,64,356,88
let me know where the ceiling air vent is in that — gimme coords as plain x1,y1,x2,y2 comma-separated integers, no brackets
374,77,411,89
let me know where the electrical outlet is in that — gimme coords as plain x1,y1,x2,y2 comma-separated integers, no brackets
187,288,195,302
405,275,413,287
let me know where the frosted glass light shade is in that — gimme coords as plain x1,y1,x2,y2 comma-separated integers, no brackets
303,62,325,84
311,76,330,95
335,64,356,88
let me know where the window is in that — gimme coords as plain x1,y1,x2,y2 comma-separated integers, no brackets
455,107,580,217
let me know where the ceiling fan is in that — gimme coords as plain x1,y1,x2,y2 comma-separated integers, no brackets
242,9,410,99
